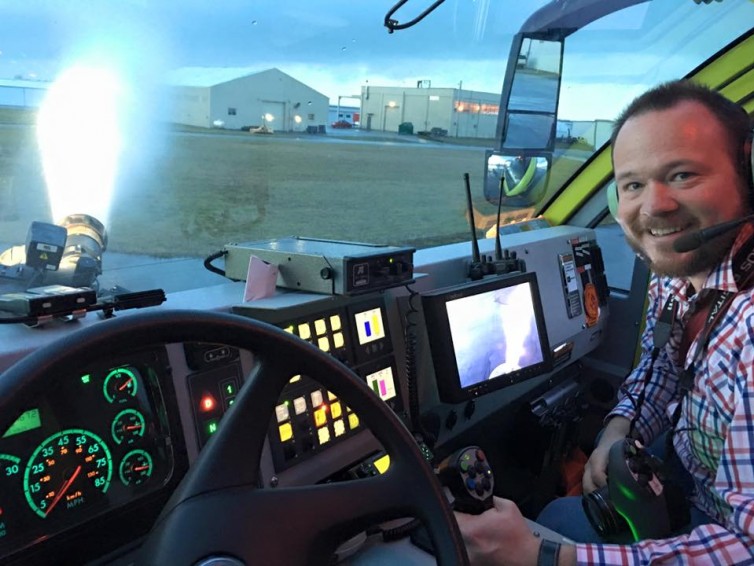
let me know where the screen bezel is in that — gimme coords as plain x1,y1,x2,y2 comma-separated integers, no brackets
421,272,552,403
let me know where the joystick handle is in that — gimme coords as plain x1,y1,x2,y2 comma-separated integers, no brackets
436,445,494,514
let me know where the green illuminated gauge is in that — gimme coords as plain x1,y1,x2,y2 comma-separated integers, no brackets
119,449,153,486
1,454,22,537
103,367,139,404
23,429,113,519
111,409,146,445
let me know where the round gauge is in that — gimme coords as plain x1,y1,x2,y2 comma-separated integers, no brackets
103,367,139,404
111,409,146,445
0,453,22,536
23,429,113,519
119,449,153,486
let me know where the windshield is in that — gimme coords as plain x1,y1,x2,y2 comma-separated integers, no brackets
0,0,750,295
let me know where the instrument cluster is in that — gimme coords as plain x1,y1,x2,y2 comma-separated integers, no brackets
0,346,178,563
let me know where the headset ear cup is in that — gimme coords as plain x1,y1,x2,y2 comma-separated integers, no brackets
607,180,619,219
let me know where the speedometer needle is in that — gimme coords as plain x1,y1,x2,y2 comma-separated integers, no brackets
45,465,82,516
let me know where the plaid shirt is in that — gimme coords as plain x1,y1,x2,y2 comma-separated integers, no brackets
577,224,754,565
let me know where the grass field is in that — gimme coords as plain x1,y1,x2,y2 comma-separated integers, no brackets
0,108,585,258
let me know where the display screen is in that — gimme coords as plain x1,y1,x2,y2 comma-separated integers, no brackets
354,307,386,345
366,366,397,401
422,272,552,402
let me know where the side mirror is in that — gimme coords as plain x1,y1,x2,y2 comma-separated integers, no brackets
483,151,550,207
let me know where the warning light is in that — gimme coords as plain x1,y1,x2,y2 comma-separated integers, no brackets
199,394,217,413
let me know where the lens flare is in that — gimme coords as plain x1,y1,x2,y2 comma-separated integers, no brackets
36,65,124,226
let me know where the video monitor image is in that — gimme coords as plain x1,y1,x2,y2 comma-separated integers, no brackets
422,272,552,403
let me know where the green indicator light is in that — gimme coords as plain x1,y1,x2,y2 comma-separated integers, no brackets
206,421,219,435
227,398,235,406
616,508,641,542
81,374,91,384
2,409,42,438
616,483,638,502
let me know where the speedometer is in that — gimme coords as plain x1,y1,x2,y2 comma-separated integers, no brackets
23,429,113,519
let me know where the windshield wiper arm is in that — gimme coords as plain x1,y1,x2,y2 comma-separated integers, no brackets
384,0,445,33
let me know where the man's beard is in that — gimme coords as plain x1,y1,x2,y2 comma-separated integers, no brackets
623,227,738,280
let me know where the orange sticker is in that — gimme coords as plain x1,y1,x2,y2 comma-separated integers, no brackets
584,283,600,326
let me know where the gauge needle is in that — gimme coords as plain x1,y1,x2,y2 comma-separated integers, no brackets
118,378,133,391
45,465,82,516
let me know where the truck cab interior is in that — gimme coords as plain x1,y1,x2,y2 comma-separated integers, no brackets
0,1,751,564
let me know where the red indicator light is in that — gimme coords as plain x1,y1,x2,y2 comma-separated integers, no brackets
199,394,217,413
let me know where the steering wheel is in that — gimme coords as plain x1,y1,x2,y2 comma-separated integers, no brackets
0,310,467,565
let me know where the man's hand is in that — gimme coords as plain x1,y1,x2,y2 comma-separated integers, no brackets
455,496,541,566
582,417,631,494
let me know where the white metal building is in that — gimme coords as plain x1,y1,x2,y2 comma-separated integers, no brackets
360,85,500,139
165,67,329,132
0,79,50,107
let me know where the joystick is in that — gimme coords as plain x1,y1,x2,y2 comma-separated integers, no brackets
436,445,494,514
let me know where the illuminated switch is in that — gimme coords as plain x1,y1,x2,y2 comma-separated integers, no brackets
333,332,345,348
275,403,290,423
289,375,302,384
220,378,238,398
311,390,323,407
318,426,331,445
331,401,342,419
327,390,337,401
278,422,293,442
298,324,311,340
314,319,327,336
205,419,219,437
199,393,218,413
330,315,342,331
293,396,307,415
284,324,295,334
317,336,330,352
314,406,328,427
333,419,346,437
348,413,360,429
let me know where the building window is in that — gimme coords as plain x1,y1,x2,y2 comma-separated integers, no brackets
228,108,237,115
308,113,315,121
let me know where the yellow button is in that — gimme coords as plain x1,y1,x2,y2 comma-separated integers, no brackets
318,336,330,352
331,401,342,419
348,413,360,429
278,422,293,442
314,406,328,427
333,332,345,348
298,323,311,340
315,319,327,335
330,315,342,331
318,426,331,445
334,419,346,437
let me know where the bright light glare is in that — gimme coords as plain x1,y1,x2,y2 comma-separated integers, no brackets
264,113,274,122
37,65,124,225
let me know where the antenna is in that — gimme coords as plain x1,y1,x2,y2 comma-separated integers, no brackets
494,177,504,261
464,173,482,265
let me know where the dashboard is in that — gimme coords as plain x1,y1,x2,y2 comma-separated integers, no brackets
0,223,612,565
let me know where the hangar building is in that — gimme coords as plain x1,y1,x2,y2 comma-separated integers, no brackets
165,67,329,132
360,85,500,139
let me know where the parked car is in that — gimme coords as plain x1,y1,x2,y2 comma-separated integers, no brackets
331,120,353,129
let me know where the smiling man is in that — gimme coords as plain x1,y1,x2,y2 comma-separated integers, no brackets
456,80,754,565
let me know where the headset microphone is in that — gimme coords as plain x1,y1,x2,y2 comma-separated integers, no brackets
672,215,754,253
